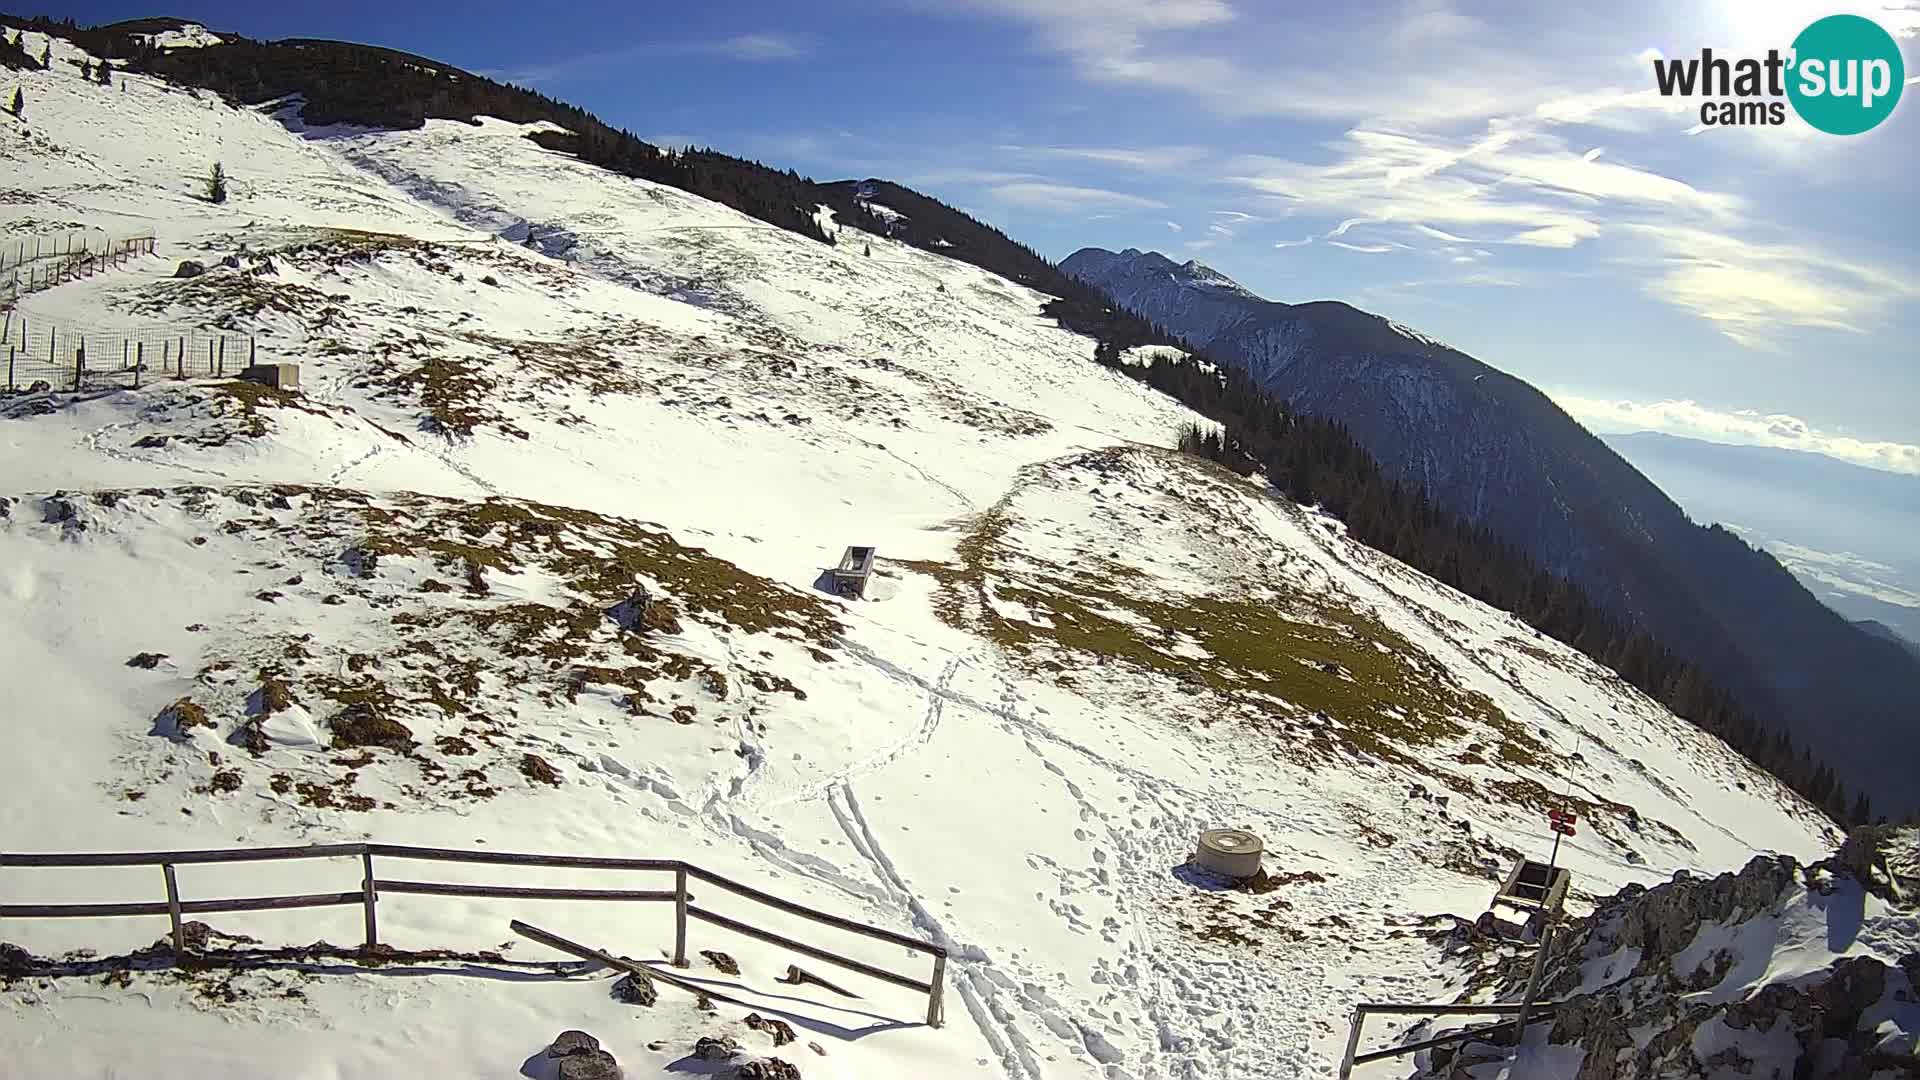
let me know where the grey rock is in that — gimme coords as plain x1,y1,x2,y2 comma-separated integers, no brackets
611,971,657,1007
557,1050,620,1080
733,1060,800,1080
694,1035,741,1061
547,1030,600,1058
173,260,206,278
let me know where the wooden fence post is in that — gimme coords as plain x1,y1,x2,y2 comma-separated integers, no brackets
74,342,84,392
217,338,225,375
161,863,185,955
6,346,13,392
674,866,689,967
361,851,379,951
132,341,141,389
927,952,947,1027
1336,1008,1366,1080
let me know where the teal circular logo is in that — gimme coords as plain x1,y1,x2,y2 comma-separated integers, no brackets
1787,15,1905,135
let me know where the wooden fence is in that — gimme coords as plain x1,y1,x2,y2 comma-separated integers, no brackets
1,311,257,393
0,841,948,1027
1336,999,1566,1077
0,232,156,304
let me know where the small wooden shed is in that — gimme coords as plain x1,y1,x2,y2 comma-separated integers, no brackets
828,546,877,599
1492,859,1571,914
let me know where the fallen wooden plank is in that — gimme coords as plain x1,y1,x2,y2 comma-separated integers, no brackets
777,962,861,999
508,919,760,1011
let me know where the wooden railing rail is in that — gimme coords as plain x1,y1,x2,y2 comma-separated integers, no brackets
0,842,947,1027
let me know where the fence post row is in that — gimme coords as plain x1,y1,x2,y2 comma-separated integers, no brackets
0,843,949,1028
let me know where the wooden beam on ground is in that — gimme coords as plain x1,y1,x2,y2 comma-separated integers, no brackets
508,919,758,1011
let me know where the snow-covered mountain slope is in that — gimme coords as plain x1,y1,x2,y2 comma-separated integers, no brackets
0,31,1871,1080
1060,246,1920,823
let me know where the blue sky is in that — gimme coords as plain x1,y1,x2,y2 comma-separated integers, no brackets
52,0,1920,473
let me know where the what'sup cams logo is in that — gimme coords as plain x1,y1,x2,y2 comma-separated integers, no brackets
1652,14,1906,134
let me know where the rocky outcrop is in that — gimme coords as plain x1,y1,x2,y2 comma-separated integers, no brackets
1419,832,1920,1079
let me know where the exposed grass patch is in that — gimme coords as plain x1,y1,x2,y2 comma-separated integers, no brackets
913,504,1500,772
899,451,1550,782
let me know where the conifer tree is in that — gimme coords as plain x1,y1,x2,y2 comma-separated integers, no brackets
81,59,92,80
96,59,112,86
207,162,227,204
8,87,21,118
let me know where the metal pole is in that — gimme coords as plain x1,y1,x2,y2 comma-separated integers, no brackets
673,866,689,967
1510,919,1556,1048
361,851,378,950
926,952,947,1027
161,863,185,955
1337,1007,1366,1080
7,346,13,392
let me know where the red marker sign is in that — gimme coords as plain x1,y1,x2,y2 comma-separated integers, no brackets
1551,821,1577,837
1548,810,1578,826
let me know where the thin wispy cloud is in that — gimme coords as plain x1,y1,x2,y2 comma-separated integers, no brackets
1165,221,1184,232
1613,224,1920,348
905,167,1046,188
997,144,1208,170
1328,240,1398,254
492,32,813,84
1272,236,1313,249
988,181,1168,212
1556,394,1920,476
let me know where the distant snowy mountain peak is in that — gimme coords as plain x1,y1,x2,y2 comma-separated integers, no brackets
0,29,1890,1080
